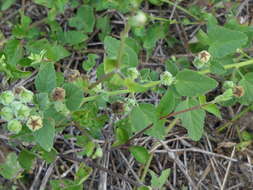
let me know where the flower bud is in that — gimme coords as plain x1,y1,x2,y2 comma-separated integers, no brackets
214,89,233,103
52,87,66,101
160,71,175,86
223,81,235,90
26,115,43,131
198,50,211,63
64,69,80,82
7,120,22,134
127,67,139,80
130,11,147,27
0,106,14,121
16,104,31,119
0,91,15,105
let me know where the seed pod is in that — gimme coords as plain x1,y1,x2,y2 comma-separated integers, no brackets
0,91,15,105
233,86,244,98
52,87,66,101
16,104,31,119
64,69,80,82
7,120,22,134
26,115,43,131
0,106,14,121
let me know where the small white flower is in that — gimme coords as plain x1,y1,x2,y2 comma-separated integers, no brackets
198,50,211,63
130,11,147,27
26,115,43,131
160,71,175,86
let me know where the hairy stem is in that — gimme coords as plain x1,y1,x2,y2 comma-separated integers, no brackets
199,59,253,74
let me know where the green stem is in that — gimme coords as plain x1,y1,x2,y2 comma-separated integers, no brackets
216,104,253,132
117,22,131,68
199,59,253,74
82,81,161,105
161,0,200,21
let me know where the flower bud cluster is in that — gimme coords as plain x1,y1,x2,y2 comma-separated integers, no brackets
0,88,43,133
160,71,175,86
127,67,139,80
193,50,211,69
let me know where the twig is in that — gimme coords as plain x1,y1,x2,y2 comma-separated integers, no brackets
221,146,236,190
60,155,143,187
39,162,55,190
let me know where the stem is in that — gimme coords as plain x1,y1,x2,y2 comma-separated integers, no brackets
82,81,160,105
161,0,200,21
216,104,253,132
117,22,131,68
199,59,253,74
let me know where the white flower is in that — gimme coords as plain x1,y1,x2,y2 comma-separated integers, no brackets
160,71,175,86
26,115,43,131
198,50,211,63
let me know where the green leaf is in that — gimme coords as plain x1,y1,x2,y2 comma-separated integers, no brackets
35,93,50,111
69,5,95,32
130,104,156,132
156,90,175,117
74,163,92,185
45,43,70,62
82,54,98,71
129,146,150,164
57,30,88,45
4,39,23,66
0,152,22,179
35,62,56,93
150,169,170,188
63,83,83,111
208,25,248,58
1,0,16,10
199,96,221,118
130,104,165,139
34,118,55,152
143,23,167,51
104,36,138,68
175,99,206,141
26,39,70,62
40,148,58,163
112,128,129,147
104,58,118,73
239,73,253,105
175,69,217,97
18,150,35,171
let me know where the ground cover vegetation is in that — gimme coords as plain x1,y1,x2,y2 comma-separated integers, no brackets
0,0,253,189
